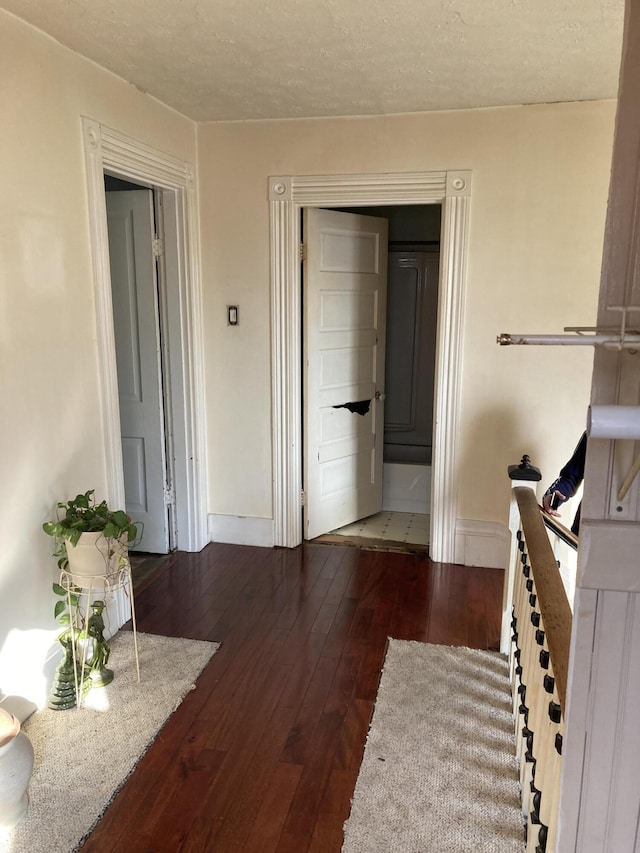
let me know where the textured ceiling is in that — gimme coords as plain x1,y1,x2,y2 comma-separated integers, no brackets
2,0,624,121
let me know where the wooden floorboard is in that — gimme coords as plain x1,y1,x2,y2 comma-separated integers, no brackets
80,541,504,853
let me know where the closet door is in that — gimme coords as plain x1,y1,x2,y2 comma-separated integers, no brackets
384,251,440,465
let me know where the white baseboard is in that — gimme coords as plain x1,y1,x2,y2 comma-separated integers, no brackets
382,462,431,514
208,514,275,547
454,519,510,569
206,512,508,567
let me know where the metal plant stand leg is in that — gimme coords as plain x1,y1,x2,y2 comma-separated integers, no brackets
59,565,140,709
121,560,141,683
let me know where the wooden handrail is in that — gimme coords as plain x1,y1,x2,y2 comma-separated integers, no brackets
514,486,572,710
540,509,579,551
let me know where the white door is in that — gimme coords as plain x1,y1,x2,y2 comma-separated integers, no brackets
106,190,170,554
303,208,388,540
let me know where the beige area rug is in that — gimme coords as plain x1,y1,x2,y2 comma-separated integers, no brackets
342,641,525,853
0,632,218,853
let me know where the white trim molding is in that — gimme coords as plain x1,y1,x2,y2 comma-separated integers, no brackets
82,117,207,553
208,514,275,548
269,170,472,561
455,519,510,569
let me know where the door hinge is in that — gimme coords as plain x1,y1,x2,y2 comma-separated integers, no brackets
163,485,176,506
300,489,307,506
300,242,306,262
153,236,164,258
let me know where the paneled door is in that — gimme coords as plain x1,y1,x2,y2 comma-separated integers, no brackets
383,251,440,465
303,208,388,540
106,189,170,554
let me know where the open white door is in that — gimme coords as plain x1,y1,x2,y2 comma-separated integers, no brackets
303,208,388,540
106,190,170,554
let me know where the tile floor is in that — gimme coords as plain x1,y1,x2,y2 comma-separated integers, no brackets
329,511,430,545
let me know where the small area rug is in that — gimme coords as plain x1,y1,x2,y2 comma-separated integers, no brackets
0,631,218,853
342,640,524,852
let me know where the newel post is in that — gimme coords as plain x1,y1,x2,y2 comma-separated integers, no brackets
501,455,541,653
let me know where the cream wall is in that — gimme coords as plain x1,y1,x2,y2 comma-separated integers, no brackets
198,102,615,533
0,11,197,703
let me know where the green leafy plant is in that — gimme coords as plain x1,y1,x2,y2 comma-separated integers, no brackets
42,490,139,571
52,581,84,639
49,581,94,707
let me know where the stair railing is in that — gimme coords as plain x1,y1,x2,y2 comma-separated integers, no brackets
503,459,573,852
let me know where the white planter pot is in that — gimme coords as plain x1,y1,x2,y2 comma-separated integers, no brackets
64,532,128,584
0,712,34,828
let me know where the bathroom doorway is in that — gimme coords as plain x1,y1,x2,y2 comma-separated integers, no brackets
307,203,441,550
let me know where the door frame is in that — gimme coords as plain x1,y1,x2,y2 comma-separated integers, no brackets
269,170,471,562
82,118,207,552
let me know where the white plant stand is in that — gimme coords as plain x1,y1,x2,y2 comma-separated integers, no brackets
58,562,140,710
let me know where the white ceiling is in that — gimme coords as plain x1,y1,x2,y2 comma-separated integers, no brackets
2,0,624,122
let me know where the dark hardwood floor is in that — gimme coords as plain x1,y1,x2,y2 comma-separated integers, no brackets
81,541,504,853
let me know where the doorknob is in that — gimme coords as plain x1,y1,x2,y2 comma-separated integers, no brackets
375,391,386,401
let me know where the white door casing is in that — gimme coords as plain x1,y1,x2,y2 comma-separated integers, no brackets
82,118,207,562
269,171,471,561
106,190,170,554
303,208,388,539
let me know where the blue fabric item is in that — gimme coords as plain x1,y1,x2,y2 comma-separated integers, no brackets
543,431,587,535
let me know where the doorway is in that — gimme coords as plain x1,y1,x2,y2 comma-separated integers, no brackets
268,170,471,563
305,204,441,549
82,118,208,562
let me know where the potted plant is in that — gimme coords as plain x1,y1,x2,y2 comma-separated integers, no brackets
43,490,139,583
